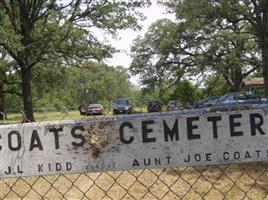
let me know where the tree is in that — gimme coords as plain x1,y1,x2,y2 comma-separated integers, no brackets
169,80,202,108
74,63,132,105
201,75,229,98
0,52,9,119
0,0,150,121
0,49,21,119
131,1,262,93
161,0,268,96
30,61,133,110
130,19,187,88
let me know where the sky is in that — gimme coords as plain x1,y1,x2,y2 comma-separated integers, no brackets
104,2,175,85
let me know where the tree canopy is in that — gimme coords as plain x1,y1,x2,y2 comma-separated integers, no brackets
130,0,268,95
5,61,133,111
0,0,150,121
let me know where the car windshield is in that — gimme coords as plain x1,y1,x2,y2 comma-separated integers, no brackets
149,101,160,105
115,100,129,105
219,94,233,101
168,101,175,106
88,104,101,108
245,92,260,99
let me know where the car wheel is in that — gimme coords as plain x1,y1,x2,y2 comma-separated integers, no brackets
79,105,87,115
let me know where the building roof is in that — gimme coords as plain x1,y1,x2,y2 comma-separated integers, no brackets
242,78,264,87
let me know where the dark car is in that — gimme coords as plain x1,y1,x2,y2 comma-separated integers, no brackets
196,96,220,108
167,100,183,111
216,91,268,106
147,101,162,112
112,98,133,115
79,104,104,115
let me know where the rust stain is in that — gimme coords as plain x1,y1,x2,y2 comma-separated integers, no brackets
87,121,112,158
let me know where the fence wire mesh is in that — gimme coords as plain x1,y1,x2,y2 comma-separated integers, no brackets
1,163,268,200
1,106,268,199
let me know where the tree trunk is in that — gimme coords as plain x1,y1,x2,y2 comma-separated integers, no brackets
226,67,242,92
262,39,268,97
233,67,243,92
0,81,5,120
263,8,268,97
21,67,35,122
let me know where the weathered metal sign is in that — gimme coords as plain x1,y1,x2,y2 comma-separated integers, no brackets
1,107,268,178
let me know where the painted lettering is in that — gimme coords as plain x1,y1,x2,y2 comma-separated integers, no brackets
4,165,23,175
250,113,266,136
49,127,63,149
207,116,222,139
230,114,243,137
132,159,139,167
38,164,43,172
223,152,229,160
8,131,21,151
142,120,156,143
187,117,200,140
119,122,134,144
71,126,86,147
29,130,43,151
184,153,212,163
163,119,179,141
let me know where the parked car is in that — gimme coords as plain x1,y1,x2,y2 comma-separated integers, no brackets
147,101,162,112
79,104,104,115
215,91,268,106
167,100,183,111
112,98,133,115
196,96,220,108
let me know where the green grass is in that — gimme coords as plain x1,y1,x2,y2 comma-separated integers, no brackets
1,107,147,124
1,110,82,124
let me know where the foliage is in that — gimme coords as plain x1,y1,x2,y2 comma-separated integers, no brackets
0,0,151,121
130,19,186,88
130,0,268,96
29,62,132,110
169,80,202,108
133,87,163,106
201,75,229,98
160,0,268,96
0,49,21,117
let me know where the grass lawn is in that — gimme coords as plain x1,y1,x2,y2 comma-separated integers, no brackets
0,107,148,124
1,110,82,124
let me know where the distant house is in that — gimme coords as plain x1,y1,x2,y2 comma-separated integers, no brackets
242,78,264,90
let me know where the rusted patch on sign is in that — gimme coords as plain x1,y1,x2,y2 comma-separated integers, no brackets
87,121,112,158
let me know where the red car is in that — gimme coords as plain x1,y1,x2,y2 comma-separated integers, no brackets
79,104,104,115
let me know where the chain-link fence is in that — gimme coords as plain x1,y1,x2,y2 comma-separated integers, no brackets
1,162,268,199
1,105,268,199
